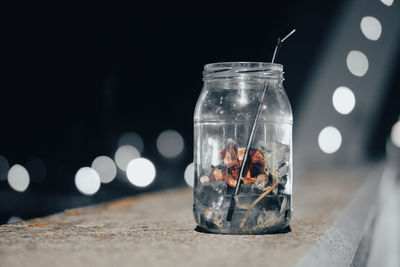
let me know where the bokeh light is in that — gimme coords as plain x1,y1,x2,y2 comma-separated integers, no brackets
156,129,184,158
184,162,194,187
118,132,144,153
0,155,9,181
7,164,30,192
126,158,156,187
91,156,117,183
390,120,400,148
360,16,382,41
26,156,46,183
318,126,342,154
115,145,140,171
380,0,393,6
74,167,101,195
332,86,356,115
346,50,369,77
7,216,22,224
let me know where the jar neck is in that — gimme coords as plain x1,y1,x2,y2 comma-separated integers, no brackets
203,62,284,83
204,77,283,91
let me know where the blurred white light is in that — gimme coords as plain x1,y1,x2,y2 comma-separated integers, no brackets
115,145,140,171
118,132,144,153
156,129,184,158
390,121,400,148
184,162,194,187
346,50,369,77
126,158,156,187
332,86,356,115
380,0,393,6
0,155,9,181
360,16,382,41
26,157,46,183
74,167,101,195
91,156,117,183
318,126,342,154
7,164,30,192
7,216,22,224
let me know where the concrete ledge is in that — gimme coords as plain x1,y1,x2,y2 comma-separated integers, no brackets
0,170,368,267
297,165,383,267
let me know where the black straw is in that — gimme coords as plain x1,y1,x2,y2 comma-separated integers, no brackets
226,29,296,222
271,38,282,63
226,82,269,221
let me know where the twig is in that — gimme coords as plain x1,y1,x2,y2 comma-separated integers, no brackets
239,180,279,228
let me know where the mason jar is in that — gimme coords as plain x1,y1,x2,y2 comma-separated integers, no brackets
193,62,293,234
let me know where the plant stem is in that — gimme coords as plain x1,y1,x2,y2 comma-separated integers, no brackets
239,180,279,228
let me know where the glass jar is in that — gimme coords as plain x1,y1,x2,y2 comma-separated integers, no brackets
193,62,292,234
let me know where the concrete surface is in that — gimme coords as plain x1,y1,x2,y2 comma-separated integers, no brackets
0,170,366,267
297,166,382,267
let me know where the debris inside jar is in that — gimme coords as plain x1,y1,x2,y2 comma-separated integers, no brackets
194,140,291,234
200,140,289,193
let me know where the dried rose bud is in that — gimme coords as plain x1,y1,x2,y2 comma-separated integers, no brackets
200,176,209,183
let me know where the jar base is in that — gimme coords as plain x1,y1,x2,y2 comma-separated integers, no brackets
194,223,291,235
193,193,291,235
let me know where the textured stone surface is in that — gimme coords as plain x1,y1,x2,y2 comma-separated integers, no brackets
297,167,382,267
0,170,365,267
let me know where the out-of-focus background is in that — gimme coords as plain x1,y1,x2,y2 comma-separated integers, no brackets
0,0,399,224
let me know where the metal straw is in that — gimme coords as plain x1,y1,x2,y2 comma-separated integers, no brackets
226,29,296,222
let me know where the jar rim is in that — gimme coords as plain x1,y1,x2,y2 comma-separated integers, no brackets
203,62,283,80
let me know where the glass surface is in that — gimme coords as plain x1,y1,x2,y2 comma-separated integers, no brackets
193,62,293,234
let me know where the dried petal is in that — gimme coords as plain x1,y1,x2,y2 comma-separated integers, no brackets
224,158,239,169
237,147,246,161
200,176,209,183
223,150,239,169
249,149,264,165
221,141,239,168
226,175,237,188
212,169,224,181
242,177,257,184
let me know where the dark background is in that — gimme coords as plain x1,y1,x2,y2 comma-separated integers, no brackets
1,1,399,223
